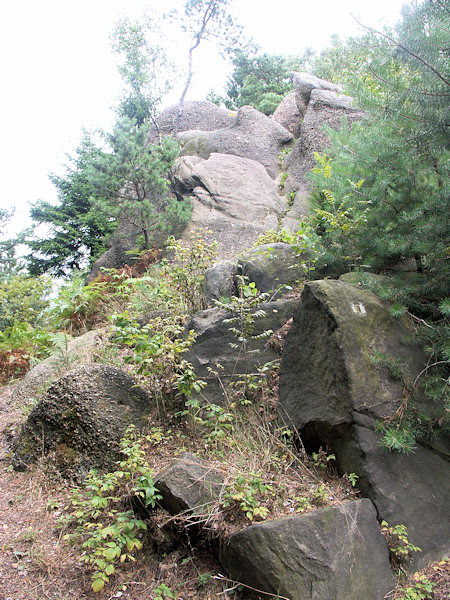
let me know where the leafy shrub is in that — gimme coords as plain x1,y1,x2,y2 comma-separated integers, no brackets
61,427,161,592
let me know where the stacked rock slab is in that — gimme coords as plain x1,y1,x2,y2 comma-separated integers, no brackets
179,105,293,178
278,280,450,567
221,499,395,600
184,300,296,406
175,153,287,259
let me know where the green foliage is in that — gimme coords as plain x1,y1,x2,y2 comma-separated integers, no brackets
309,1,449,310
0,209,27,280
395,574,435,600
0,274,52,330
311,448,336,470
224,49,313,114
164,231,217,313
310,151,368,272
26,134,115,277
381,521,422,572
0,322,52,384
153,583,177,600
111,15,172,126
61,427,161,592
222,472,273,521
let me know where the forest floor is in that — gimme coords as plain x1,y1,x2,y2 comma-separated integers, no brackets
1,379,448,600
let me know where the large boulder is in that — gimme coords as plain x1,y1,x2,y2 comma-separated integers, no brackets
238,243,306,297
202,260,238,305
221,498,395,600
284,88,364,202
278,279,450,567
202,243,306,306
12,364,152,476
148,100,236,142
272,92,302,138
179,105,293,178
154,453,223,516
11,329,104,407
278,280,427,436
291,71,342,115
335,425,450,569
176,153,287,259
185,299,296,405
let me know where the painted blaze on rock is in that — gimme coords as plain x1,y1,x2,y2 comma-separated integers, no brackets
278,280,450,567
278,279,426,437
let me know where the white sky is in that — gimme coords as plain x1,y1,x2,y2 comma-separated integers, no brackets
0,0,409,237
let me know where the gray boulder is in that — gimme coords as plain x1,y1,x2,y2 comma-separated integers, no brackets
179,105,293,178
202,260,238,305
177,153,287,259
154,453,223,516
238,243,306,297
13,364,152,476
184,300,296,405
335,425,450,569
278,279,449,567
221,498,395,600
148,100,236,142
272,92,303,138
11,329,104,407
278,280,427,435
284,88,364,200
291,71,342,114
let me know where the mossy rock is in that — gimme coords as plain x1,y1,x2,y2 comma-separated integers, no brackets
13,364,153,477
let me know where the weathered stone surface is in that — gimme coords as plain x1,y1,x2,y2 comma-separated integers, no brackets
272,92,302,138
148,100,236,142
86,221,140,283
278,279,426,436
202,260,238,305
335,426,450,568
238,243,305,296
221,499,395,600
172,155,204,195
284,88,364,199
11,329,104,406
278,279,449,568
179,105,293,178
154,453,223,515
13,364,152,476
185,300,296,405
291,71,342,112
177,153,287,259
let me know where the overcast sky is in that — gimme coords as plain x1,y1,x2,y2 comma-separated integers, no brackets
1,0,409,237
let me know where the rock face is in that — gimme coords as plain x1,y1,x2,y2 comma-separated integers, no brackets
179,105,293,178
202,243,305,306
278,280,426,435
176,153,286,259
291,71,342,114
278,279,450,567
148,100,236,142
185,300,296,405
11,329,104,406
13,364,152,476
221,499,395,600
335,425,450,569
154,453,223,515
238,243,305,297
284,88,364,202
272,92,302,137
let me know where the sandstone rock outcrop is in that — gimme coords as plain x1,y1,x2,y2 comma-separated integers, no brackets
176,153,286,259
185,299,296,405
148,100,236,143
221,499,395,600
278,279,450,567
272,92,303,137
179,105,293,178
154,453,223,516
13,364,152,476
